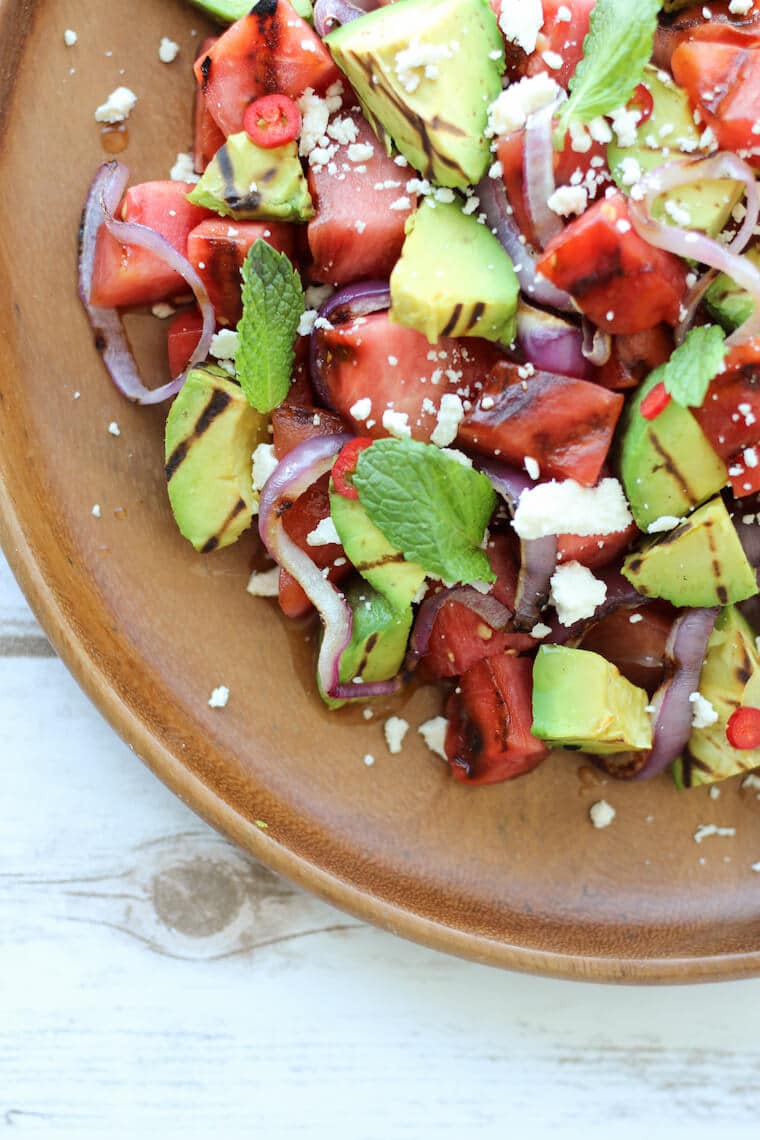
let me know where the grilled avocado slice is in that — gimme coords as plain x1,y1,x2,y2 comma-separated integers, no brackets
187,133,313,221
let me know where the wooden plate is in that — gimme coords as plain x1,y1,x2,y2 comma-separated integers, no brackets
2,0,760,983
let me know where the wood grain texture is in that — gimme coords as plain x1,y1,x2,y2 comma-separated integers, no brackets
1,0,760,983
1,595,760,1136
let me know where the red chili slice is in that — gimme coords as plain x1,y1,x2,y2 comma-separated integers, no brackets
243,94,301,149
331,437,373,500
726,707,760,750
627,83,654,126
640,381,672,421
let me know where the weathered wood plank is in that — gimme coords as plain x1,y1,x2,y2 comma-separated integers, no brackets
0,553,50,655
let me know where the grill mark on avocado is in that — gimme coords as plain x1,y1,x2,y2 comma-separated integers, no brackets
356,631,380,678
704,517,729,603
199,497,248,554
216,143,263,214
465,302,486,332
441,304,463,337
165,389,232,482
649,432,697,503
347,52,470,183
356,552,405,571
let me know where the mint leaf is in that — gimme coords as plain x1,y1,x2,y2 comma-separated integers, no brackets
236,240,304,414
650,324,726,409
557,0,662,133
353,439,497,585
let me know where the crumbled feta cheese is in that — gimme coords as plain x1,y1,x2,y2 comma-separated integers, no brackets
568,120,592,153
512,478,633,539
170,152,199,182
297,88,331,156
524,456,540,480
531,622,552,638
298,308,319,337
418,716,448,761
488,160,504,180
347,141,374,163
487,73,560,138
730,0,752,16
430,393,465,447
556,4,572,19
694,823,736,843
350,397,372,421
306,516,341,547
327,115,360,146
246,567,280,597
689,691,719,729
363,753,375,767
382,409,412,439
618,156,642,187
394,38,459,94
208,685,230,709
252,443,278,492
664,199,692,227
440,447,473,468
709,786,721,800
647,515,683,533
629,613,643,624
91,504,101,518
499,0,544,55
209,329,239,359
108,421,121,437
95,86,138,124
305,284,334,310
589,800,616,829
588,116,613,144
547,184,588,217
433,187,456,204
159,37,180,63
384,716,410,755
744,447,759,468
542,50,564,71
609,106,641,148
550,561,607,626
390,196,412,211
64,29,78,46
151,302,176,319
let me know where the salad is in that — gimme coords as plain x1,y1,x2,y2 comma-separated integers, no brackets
78,0,760,789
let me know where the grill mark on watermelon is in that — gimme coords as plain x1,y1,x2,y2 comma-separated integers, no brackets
252,0,282,94
200,54,212,93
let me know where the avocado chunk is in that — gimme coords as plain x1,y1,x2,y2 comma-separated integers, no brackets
326,0,503,189
330,490,426,610
187,133,313,221
673,607,760,786
165,366,267,552
608,66,743,238
704,246,760,332
532,645,653,755
619,370,727,531
321,577,412,708
622,497,758,608
389,198,519,345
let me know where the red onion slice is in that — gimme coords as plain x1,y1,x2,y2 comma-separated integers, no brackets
581,318,612,366
523,103,562,250
476,174,575,312
314,0,378,37
631,607,719,781
258,434,354,698
309,280,391,406
628,154,760,345
477,459,558,630
79,162,215,405
517,303,591,379
405,586,514,670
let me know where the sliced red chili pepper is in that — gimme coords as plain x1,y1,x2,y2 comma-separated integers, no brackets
626,83,654,126
331,437,373,500
640,381,672,421
244,94,301,149
726,707,760,750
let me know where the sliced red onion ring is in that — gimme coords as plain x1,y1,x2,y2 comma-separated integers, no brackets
405,586,514,670
79,161,215,404
258,434,354,699
476,174,575,312
313,0,378,37
630,607,719,781
477,459,558,630
581,318,612,367
674,268,718,346
517,303,590,379
309,280,391,406
523,103,562,250
628,154,760,345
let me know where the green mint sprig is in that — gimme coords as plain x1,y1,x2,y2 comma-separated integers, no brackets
352,439,497,585
235,240,304,415
556,0,662,135
650,324,727,409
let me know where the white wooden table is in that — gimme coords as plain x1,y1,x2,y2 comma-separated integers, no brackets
2,551,760,1137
